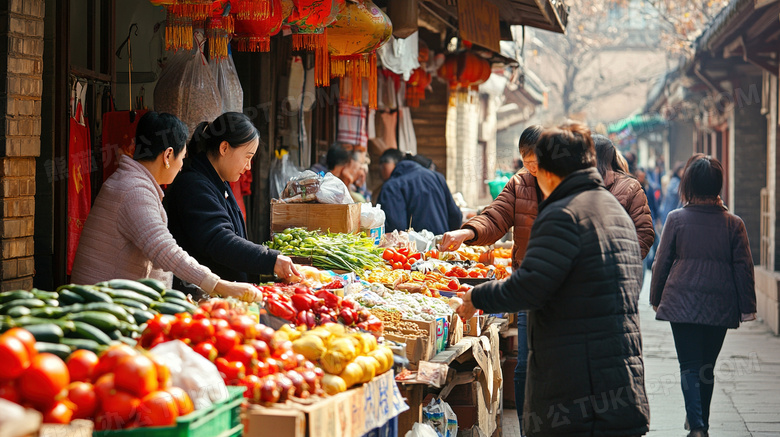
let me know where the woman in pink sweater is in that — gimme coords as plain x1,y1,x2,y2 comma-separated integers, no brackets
71,112,259,301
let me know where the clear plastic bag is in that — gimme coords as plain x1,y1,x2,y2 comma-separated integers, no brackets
316,172,355,204
281,170,321,202
270,152,301,200
422,398,458,437
150,340,228,410
360,202,386,229
404,423,439,437
210,51,244,113
154,30,222,135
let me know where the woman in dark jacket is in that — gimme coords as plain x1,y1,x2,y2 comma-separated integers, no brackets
593,135,655,258
457,123,650,437
165,112,299,285
650,154,756,437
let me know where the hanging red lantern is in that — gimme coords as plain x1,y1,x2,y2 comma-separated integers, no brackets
207,2,234,61
437,50,491,104
233,0,283,52
327,0,392,109
286,0,345,87
152,0,217,51
405,67,431,108
235,0,272,20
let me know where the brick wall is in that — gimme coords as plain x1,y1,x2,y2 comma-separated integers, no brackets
0,0,44,291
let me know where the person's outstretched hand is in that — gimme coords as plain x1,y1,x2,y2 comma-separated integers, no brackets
213,280,261,302
439,229,475,252
274,255,301,280
456,290,478,320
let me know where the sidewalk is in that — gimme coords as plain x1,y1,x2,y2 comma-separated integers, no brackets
501,272,780,436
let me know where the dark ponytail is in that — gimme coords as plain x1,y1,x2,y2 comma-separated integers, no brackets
188,112,259,155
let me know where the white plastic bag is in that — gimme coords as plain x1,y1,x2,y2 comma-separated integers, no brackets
422,398,458,437
360,202,386,229
404,423,439,437
316,172,354,204
150,340,228,410
407,229,436,253
281,170,321,202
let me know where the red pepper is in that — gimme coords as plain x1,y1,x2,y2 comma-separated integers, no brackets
397,248,409,256
294,285,310,295
339,308,355,325
316,289,342,308
448,279,460,291
365,316,383,333
323,278,346,290
291,294,315,311
266,299,297,321
297,311,308,326
408,252,422,261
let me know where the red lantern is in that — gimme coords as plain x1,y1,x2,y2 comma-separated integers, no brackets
233,0,283,52
207,2,234,60
405,67,431,108
286,0,345,87
152,0,218,51
437,51,491,104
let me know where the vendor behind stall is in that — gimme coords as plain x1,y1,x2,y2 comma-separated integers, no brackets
71,112,260,301
164,112,299,284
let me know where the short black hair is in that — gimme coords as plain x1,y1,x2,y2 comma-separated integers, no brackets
379,148,405,165
679,154,723,203
326,143,353,170
518,125,543,156
134,112,188,161
189,112,259,155
535,122,596,178
593,134,628,178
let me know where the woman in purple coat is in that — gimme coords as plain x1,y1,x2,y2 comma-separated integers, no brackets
651,154,757,437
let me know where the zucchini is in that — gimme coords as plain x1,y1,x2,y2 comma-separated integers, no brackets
28,307,66,319
0,290,34,304
135,278,167,294
44,299,59,307
25,323,65,343
103,279,161,301
60,337,104,354
103,289,154,306
150,301,186,315
31,289,59,301
161,297,196,313
58,284,112,304
35,342,71,359
126,308,154,324
78,303,133,324
162,289,188,301
113,298,148,311
67,311,121,331
58,289,86,305
0,299,46,314
6,306,31,318
70,321,113,345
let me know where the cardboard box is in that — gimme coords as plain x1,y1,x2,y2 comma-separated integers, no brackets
246,407,306,437
463,315,483,337
502,357,518,408
385,332,430,366
449,313,464,346
271,203,361,234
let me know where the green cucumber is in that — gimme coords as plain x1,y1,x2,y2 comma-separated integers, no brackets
103,289,154,306
135,278,167,294
0,299,46,314
125,308,154,324
35,342,71,359
60,338,104,354
58,284,112,304
149,301,186,315
28,307,66,319
44,299,59,307
113,298,148,311
0,290,34,304
6,306,31,318
106,329,122,340
70,321,113,345
66,311,121,331
117,336,137,347
31,289,59,301
77,303,133,324
58,289,86,305
162,289,188,301
25,323,65,343
161,297,196,313
11,316,76,333
103,279,161,301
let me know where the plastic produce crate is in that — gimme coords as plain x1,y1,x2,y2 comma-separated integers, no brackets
93,386,245,437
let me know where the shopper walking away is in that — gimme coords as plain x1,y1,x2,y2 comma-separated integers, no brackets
455,122,650,437
650,154,756,437
660,162,685,225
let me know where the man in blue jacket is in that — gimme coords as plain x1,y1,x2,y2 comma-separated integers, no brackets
375,152,462,235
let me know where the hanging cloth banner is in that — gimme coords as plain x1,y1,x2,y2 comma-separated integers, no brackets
457,0,500,53
67,82,92,275
100,109,149,182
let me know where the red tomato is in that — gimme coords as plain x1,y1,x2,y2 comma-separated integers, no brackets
3,328,36,360
169,315,193,340
215,358,246,384
393,252,405,264
403,263,412,270
408,252,422,261
93,373,116,401
19,353,69,410
211,308,230,320
225,344,258,369
67,349,99,383
382,248,395,260
165,386,194,416
67,381,97,420
114,355,159,398
149,354,172,390
187,318,215,345
0,335,30,380
212,300,231,311
137,391,179,427
214,329,241,356
193,341,218,362
190,308,209,320
95,344,138,378
238,374,261,400
144,314,171,337
264,357,283,374
392,262,403,270
211,318,230,333
255,360,271,377
0,379,20,404
42,400,74,424
257,325,275,343
100,390,141,426
258,376,280,403
229,315,258,340
397,247,409,256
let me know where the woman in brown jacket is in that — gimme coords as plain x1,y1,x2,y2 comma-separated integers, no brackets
593,135,655,259
439,125,543,433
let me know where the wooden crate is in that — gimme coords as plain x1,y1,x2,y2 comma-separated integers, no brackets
271,203,361,234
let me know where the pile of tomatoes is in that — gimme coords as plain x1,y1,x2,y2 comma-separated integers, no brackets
381,248,440,270
0,328,193,429
138,299,326,404
256,284,383,333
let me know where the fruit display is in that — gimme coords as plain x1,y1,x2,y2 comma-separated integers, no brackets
0,279,197,358
363,268,460,297
255,283,383,333
350,287,453,321
0,328,194,429
267,227,385,272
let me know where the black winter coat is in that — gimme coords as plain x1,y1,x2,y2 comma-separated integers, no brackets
376,160,462,235
471,168,650,437
164,153,279,283
650,204,756,328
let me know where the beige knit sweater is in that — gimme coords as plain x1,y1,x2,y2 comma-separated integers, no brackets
71,155,219,292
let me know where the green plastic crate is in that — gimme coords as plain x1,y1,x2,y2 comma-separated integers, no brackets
93,386,246,437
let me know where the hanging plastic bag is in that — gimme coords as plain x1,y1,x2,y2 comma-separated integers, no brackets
317,173,355,204
281,170,322,202
210,49,244,113
404,423,439,437
422,398,458,437
270,150,301,200
154,30,222,135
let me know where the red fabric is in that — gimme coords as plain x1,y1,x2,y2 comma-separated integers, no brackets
67,104,92,275
239,168,252,195
230,181,246,221
100,110,149,182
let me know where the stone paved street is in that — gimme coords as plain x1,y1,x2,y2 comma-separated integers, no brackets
502,273,780,436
